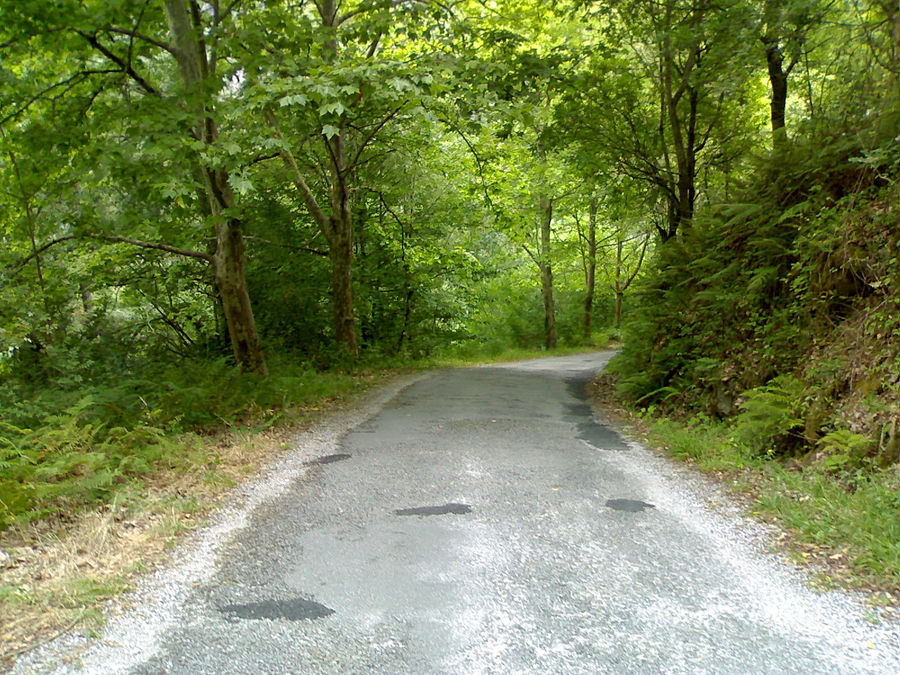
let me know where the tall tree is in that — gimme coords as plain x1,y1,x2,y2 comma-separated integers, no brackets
248,0,441,357
758,0,823,150
569,0,755,240
575,195,600,339
163,0,266,374
1,0,268,372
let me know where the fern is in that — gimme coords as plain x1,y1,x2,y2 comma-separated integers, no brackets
817,429,873,473
733,375,807,454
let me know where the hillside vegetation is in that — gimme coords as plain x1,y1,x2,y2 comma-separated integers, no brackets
615,133,900,465
608,122,900,589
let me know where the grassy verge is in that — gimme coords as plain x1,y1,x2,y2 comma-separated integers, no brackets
0,359,387,668
635,411,900,601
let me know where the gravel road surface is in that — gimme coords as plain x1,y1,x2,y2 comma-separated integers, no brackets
15,352,900,673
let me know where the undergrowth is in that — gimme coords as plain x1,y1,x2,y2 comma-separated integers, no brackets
0,355,357,530
610,128,900,467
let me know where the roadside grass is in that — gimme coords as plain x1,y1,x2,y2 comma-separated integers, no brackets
0,420,324,667
0,356,380,668
641,412,900,598
0,343,596,667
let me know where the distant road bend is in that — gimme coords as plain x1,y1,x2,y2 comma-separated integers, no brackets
17,352,900,674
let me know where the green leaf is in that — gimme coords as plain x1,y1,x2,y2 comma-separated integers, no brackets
321,124,340,139
229,171,254,196
278,94,308,107
319,102,346,117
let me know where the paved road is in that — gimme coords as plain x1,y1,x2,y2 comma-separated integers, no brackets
18,352,900,673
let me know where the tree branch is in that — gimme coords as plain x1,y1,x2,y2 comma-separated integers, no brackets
76,30,162,96
264,109,331,232
436,114,495,210
87,234,212,261
348,104,404,170
106,27,177,56
623,233,651,289
0,70,120,126
4,236,77,278
216,0,244,27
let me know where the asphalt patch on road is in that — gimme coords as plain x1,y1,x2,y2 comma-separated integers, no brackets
394,503,472,516
578,422,629,451
605,499,655,512
565,381,629,451
219,598,335,622
304,453,351,466
566,374,593,400
564,401,593,421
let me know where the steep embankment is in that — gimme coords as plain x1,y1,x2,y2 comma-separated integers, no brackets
607,136,900,591
615,138,899,464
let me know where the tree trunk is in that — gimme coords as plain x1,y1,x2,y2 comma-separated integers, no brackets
886,1,900,124
539,196,557,350
658,27,702,240
396,288,414,354
319,0,359,357
763,37,789,150
214,216,266,374
582,198,598,340
612,227,649,329
326,132,359,356
541,261,557,349
164,0,266,374
328,224,358,356
894,1,900,73
614,235,624,328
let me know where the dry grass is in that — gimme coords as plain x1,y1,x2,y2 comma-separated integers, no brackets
0,420,313,670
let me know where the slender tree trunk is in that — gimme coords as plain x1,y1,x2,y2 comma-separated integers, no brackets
885,1,900,125
763,37,789,150
614,235,624,329
539,196,557,350
9,158,51,325
893,2,900,72
318,0,359,357
582,198,597,340
612,228,649,329
164,0,266,374
396,217,413,354
659,27,701,240
397,288,414,354
325,137,358,356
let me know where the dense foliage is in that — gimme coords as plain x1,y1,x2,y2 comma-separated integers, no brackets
2,0,899,529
